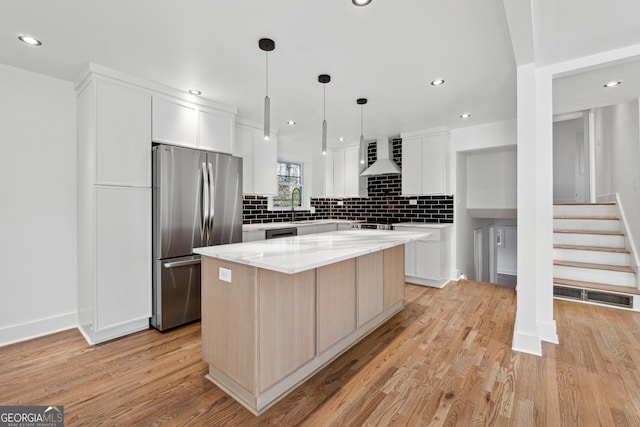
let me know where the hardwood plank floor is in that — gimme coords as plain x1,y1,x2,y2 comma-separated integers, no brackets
2,280,640,426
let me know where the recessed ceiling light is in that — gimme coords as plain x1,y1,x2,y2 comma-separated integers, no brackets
352,0,372,6
18,35,42,46
338,137,346,142
430,79,445,86
460,113,471,119
286,120,296,126
188,89,202,96
604,80,622,88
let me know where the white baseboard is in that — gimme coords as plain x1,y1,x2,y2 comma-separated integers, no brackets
497,269,517,276
511,329,542,356
537,319,559,344
405,275,449,288
0,311,78,347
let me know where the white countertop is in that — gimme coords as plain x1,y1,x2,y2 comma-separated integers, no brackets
394,222,453,229
194,229,431,274
243,219,355,232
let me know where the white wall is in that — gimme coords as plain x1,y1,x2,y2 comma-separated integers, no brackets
553,119,579,202
466,148,517,209
0,64,77,345
595,100,640,255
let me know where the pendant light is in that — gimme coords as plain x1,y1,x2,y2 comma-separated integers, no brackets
357,98,368,164
319,74,331,155
259,38,275,141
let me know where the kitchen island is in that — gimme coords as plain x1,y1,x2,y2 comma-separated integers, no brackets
194,229,430,415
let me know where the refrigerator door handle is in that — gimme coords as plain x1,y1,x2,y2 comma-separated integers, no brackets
208,162,215,242
163,259,201,269
201,162,209,242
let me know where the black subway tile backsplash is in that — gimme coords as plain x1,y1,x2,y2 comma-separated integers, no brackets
242,138,454,224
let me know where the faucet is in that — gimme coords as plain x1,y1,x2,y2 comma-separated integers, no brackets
291,187,301,222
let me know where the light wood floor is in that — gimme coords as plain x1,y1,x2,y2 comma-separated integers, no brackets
2,281,640,426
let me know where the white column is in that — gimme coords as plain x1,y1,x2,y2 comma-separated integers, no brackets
535,67,558,345
512,63,542,356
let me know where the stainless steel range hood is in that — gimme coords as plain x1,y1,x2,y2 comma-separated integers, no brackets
360,138,401,176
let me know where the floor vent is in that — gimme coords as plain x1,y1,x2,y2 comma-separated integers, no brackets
553,285,634,309
553,286,583,301
586,290,633,308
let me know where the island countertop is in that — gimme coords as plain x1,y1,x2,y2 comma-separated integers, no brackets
193,229,430,274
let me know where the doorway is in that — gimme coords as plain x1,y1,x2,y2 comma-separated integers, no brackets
553,115,590,204
494,226,517,286
474,228,483,281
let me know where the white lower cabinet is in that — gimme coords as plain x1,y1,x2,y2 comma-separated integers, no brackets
393,224,453,288
79,186,151,344
316,223,338,233
243,229,266,242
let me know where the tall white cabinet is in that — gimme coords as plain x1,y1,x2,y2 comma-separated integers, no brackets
401,129,450,195
75,64,238,345
76,75,152,344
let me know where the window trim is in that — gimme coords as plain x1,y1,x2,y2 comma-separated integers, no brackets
270,160,306,211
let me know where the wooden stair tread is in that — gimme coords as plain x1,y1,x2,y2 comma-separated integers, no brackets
553,244,629,253
553,260,635,273
554,229,624,236
553,215,619,220
553,202,616,206
553,278,640,295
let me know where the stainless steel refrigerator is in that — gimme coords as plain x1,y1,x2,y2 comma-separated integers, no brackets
151,144,242,331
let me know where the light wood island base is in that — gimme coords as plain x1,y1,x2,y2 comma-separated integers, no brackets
201,245,405,416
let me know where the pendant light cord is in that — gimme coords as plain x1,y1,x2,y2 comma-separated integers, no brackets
360,105,364,135
265,52,269,96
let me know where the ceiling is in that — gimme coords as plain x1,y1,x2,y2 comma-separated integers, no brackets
554,58,640,115
2,1,640,149
0,0,517,147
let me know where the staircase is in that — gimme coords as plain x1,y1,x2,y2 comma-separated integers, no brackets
553,202,640,311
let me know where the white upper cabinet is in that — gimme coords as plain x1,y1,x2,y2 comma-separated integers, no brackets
198,109,234,154
345,145,368,197
151,96,197,147
152,96,235,154
401,130,450,195
234,122,277,195
327,145,367,197
95,80,151,187
333,149,346,196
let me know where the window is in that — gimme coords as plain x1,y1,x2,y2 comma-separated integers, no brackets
274,161,302,208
